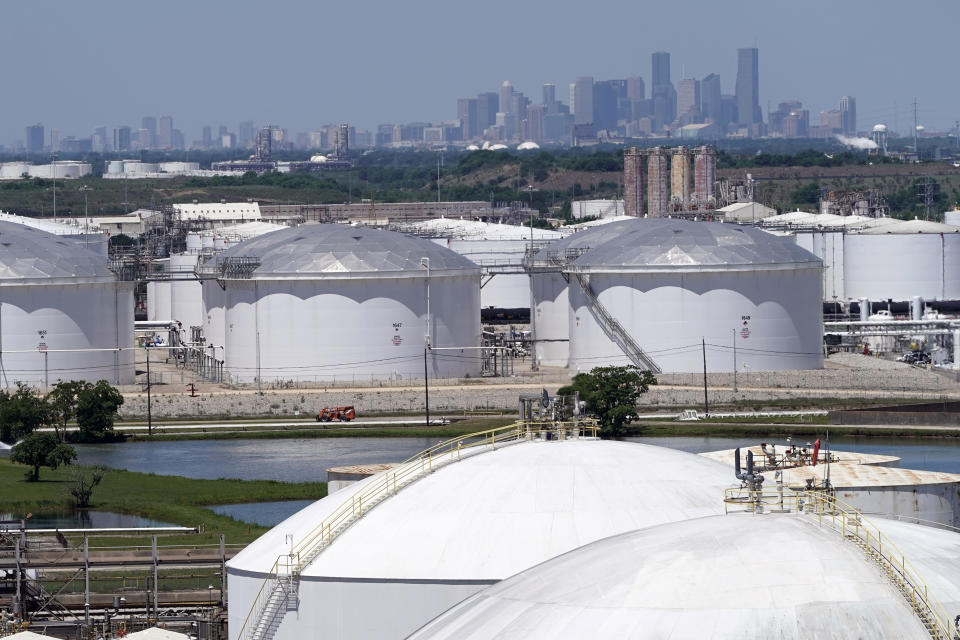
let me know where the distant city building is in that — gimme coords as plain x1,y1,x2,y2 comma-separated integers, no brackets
651,51,676,129
202,125,213,148
627,76,645,102
781,109,809,138
769,100,803,134
676,78,701,120
238,121,256,149
113,126,131,152
26,124,44,154
573,76,594,125
820,109,843,133
141,116,157,149
526,104,545,143
735,47,762,129
839,95,856,135
700,74,722,127
542,83,556,110
158,115,173,149
476,92,499,135
457,98,478,139
593,79,625,132
92,126,108,153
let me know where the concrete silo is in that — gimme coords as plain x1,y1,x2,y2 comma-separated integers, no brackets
202,224,481,383
566,219,823,373
0,222,134,387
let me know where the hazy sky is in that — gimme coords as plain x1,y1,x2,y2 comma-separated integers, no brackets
2,0,957,145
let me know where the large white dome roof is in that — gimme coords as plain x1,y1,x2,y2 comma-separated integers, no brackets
0,221,115,283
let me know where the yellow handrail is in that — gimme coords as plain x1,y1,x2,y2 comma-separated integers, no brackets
724,487,958,640
237,418,598,640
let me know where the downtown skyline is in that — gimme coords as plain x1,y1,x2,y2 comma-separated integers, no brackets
2,0,958,149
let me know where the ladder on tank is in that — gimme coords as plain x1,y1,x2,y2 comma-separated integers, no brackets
572,273,662,373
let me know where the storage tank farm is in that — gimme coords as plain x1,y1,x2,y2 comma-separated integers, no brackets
201,224,482,383
0,221,134,386
531,217,823,373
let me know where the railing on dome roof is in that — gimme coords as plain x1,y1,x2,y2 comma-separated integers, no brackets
237,418,600,640
196,255,261,279
723,487,959,640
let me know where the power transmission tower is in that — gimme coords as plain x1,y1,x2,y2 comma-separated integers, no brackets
916,177,935,220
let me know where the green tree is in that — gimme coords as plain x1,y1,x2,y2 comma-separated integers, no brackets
10,432,77,481
74,380,124,442
557,366,657,437
47,380,92,442
0,382,51,444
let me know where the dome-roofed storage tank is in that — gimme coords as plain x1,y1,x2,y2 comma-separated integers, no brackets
226,438,735,640
410,513,960,640
565,218,823,372
844,219,960,301
0,222,134,387
530,219,637,366
202,224,481,383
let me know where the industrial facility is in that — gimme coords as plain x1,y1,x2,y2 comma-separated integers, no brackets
530,217,823,373
623,145,716,216
226,417,960,640
0,222,134,387
200,224,482,383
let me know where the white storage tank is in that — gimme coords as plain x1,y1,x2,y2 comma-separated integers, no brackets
169,254,203,329
566,219,823,373
185,231,203,253
845,219,960,301
530,219,643,366
203,224,482,383
0,222,134,387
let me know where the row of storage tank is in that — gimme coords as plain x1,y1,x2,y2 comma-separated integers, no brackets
6,213,960,386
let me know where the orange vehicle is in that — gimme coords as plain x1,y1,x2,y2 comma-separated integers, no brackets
317,406,356,422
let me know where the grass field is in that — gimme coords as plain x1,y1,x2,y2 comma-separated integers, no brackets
0,458,326,546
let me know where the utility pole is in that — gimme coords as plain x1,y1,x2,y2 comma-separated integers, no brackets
51,153,57,218
916,177,935,221
701,338,709,416
913,98,920,161
146,346,152,436
732,328,738,393
79,185,92,248
421,257,431,426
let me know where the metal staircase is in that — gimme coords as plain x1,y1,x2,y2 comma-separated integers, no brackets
572,273,661,373
724,488,959,640
237,420,599,640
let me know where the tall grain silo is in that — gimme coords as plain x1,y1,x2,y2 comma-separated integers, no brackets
202,224,482,383
0,222,134,387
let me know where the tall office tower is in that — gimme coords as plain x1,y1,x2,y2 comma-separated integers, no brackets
93,126,108,152
573,76,594,124
651,52,676,127
336,124,349,157
542,83,556,111
700,74,722,124
457,98,478,139
26,124,44,154
735,48,762,127
592,79,625,132
136,129,151,150
676,79,701,119
238,121,255,148
670,147,691,208
476,92,499,133
646,147,670,217
526,104,545,143
157,115,173,148
202,126,213,148
500,81,515,115
113,126,131,152
693,146,717,209
218,125,228,139
141,116,157,149
623,147,645,217
627,76,645,101
839,95,856,135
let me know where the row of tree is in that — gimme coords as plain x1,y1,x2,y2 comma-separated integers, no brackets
3,380,124,482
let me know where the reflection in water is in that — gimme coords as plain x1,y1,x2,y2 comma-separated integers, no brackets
1,510,174,529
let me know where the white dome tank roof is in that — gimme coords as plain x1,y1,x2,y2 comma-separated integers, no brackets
212,223,480,278
228,440,734,580
571,218,821,271
410,515,938,639
855,218,960,235
533,218,637,262
0,221,114,282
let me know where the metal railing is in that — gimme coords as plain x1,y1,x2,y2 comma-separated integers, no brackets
724,487,959,640
571,273,662,373
237,418,599,640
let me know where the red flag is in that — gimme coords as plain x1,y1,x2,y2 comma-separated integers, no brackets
812,438,821,466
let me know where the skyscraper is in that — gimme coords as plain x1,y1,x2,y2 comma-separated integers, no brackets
141,116,157,149
500,81,514,115
593,79,626,132
651,52,676,128
627,76,645,102
735,48,762,127
158,115,173,149
700,74,722,125
676,79,701,119
26,124,44,154
651,52,670,88
573,77,594,125
839,96,856,135
542,83,556,111
113,126,131,152
476,92,499,134
457,98,478,139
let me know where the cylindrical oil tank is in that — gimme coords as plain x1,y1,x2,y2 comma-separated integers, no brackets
944,209,960,227
844,220,960,301
566,219,824,373
203,224,482,383
169,254,203,329
530,220,637,366
0,222,134,387
185,231,203,252
201,233,215,250
149,260,172,322
213,235,227,251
